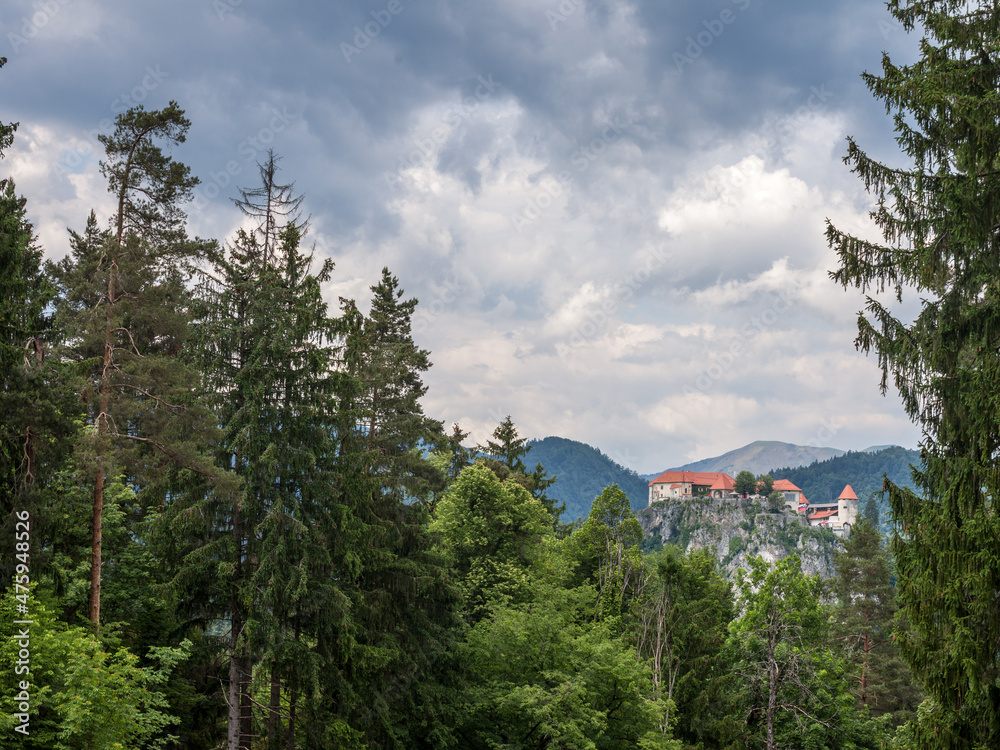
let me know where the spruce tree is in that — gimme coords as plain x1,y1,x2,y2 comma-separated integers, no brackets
827,2,1000,743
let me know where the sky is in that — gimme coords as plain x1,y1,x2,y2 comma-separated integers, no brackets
1,0,927,473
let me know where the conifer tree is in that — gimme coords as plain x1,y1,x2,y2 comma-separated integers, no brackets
832,517,922,725
46,102,218,630
0,123,79,591
478,416,562,526
827,2,1000,743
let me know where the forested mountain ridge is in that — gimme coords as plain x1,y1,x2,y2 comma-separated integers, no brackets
769,446,922,527
526,436,650,520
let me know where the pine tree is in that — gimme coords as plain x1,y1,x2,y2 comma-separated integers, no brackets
827,2,1000,743
46,102,219,630
832,517,922,725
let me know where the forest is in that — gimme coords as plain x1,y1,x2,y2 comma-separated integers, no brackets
5,1,1000,748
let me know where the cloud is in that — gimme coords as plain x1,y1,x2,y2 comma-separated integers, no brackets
0,0,925,472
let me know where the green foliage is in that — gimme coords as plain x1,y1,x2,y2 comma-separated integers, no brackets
478,419,563,527
579,484,644,629
728,555,886,750
0,589,189,749
432,461,551,620
525,436,650,519
635,547,736,747
766,490,785,513
734,470,757,496
757,473,775,496
827,2,1000,744
460,582,680,750
833,518,923,726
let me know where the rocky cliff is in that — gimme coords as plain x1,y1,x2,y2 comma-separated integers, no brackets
637,495,842,579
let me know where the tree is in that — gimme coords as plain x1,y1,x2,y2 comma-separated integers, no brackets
459,582,679,750
635,546,734,744
477,415,530,471
431,462,551,621
826,2,1000,743
734,470,757,496
478,417,563,527
766,490,786,514
578,484,643,629
758,474,775,496
46,103,217,631
728,555,861,750
832,517,923,726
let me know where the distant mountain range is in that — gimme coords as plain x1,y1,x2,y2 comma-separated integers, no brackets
527,437,919,524
651,440,845,478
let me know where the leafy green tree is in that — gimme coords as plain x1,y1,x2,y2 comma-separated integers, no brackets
578,484,643,629
766,490,786,514
734,470,757,496
728,555,884,750
758,474,775,496
478,417,563,527
635,546,735,745
431,462,551,620
459,582,679,750
0,588,190,749
827,2,1000,743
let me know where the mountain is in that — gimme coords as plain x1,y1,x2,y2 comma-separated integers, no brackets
526,436,650,521
660,440,845,477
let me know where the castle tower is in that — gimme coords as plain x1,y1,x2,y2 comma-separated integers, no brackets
838,484,859,530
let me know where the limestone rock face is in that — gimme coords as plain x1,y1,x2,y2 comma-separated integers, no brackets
637,496,840,579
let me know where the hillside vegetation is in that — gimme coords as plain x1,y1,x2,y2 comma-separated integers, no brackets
526,436,650,519
770,447,922,527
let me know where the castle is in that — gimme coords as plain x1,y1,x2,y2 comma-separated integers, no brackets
647,470,859,537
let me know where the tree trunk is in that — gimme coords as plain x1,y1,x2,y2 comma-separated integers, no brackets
88,463,103,628
267,661,281,747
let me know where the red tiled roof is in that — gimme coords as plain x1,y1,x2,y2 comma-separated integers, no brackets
648,470,735,487
772,479,802,492
838,484,859,500
808,508,839,521
669,484,682,489
709,474,736,491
